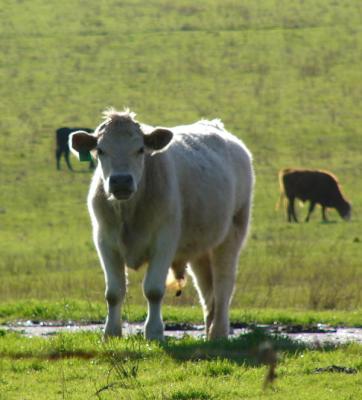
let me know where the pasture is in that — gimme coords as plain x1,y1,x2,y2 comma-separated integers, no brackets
0,0,361,398
1,329,361,399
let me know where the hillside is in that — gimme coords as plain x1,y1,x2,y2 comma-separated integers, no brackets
0,0,361,310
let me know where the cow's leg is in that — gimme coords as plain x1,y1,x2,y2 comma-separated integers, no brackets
291,199,298,222
209,234,239,339
208,206,249,339
96,238,125,337
189,253,214,337
305,201,316,222
322,207,328,222
64,149,73,171
287,197,295,222
286,199,292,222
56,149,62,170
143,229,177,340
288,197,298,222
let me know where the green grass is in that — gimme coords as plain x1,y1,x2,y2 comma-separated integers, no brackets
0,330,361,399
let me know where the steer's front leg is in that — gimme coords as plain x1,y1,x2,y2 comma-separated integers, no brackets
96,236,126,338
143,230,177,340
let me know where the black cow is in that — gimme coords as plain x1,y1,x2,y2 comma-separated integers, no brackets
56,127,95,171
279,168,351,222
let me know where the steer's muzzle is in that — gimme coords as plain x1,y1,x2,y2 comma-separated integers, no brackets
109,174,135,200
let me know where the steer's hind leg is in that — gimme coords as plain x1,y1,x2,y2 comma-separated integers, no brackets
209,207,249,339
189,253,214,337
209,238,239,339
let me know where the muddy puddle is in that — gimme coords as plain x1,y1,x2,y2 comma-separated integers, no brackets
1,321,362,346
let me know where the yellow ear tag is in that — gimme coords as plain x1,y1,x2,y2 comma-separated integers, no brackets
79,151,92,162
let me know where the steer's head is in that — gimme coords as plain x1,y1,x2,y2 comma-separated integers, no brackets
69,108,173,201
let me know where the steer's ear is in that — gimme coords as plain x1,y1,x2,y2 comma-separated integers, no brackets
144,128,173,153
69,131,97,160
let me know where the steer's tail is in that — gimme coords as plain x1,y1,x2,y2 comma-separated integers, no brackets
166,262,187,297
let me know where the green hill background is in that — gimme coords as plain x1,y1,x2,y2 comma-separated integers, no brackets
1,0,361,311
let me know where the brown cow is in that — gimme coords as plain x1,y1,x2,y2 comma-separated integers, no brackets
278,168,351,222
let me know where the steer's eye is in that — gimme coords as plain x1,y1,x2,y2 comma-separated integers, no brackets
137,147,145,155
97,148,105,156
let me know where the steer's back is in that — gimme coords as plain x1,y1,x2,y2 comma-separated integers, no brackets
166,120,253,258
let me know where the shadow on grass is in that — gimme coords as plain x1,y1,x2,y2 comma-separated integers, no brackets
0,327,340,365
320,220,338,225
160,327,333,366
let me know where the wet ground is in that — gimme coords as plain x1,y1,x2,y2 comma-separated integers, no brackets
2,321,362,346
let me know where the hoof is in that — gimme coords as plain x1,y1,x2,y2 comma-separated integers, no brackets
144,327,164,341
104,324,122,339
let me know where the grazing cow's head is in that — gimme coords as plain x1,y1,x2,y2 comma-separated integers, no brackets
339,201,352,221
69,109,173,201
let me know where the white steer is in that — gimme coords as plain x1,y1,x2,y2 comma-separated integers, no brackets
70,108,254,340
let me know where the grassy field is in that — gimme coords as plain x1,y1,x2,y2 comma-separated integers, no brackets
1,1,362,398
1,329,362,399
